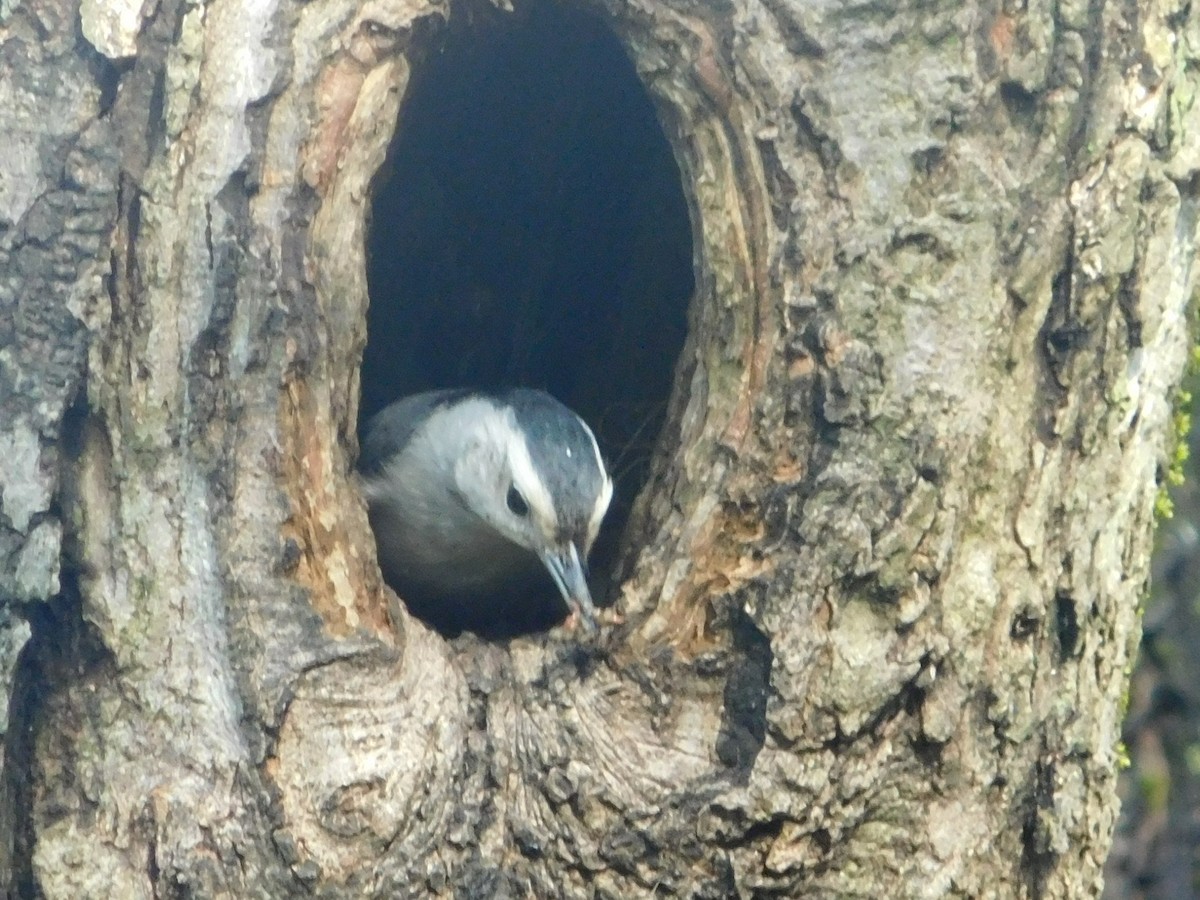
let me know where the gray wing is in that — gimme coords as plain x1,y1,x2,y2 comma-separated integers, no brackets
359,389,472,476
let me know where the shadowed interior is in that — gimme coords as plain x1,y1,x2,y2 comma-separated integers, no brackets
363,0,693,635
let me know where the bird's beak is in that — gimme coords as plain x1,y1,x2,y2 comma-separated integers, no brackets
540,543,598,633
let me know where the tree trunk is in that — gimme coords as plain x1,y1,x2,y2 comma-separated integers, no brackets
2,0,1198,897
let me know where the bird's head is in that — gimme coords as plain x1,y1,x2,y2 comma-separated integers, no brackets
453,390,612,630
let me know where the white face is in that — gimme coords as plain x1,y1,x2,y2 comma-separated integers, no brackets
584,467,613,553
452,410,614,558
453,415,563,556
449,401,612,628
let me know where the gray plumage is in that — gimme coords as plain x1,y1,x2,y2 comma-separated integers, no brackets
358,388,613,634
502,389,608,543
359,388,473,477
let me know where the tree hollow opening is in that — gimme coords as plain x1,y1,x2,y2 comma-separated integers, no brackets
362,0,694,635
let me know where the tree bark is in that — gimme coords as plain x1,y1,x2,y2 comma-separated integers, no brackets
2,0,1198,897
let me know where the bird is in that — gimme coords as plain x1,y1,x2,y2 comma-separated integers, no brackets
358,388,613,636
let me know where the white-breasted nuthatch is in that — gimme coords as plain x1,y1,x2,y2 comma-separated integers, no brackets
358,388,613,634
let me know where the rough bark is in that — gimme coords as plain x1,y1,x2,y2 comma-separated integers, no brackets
1,0,1198,897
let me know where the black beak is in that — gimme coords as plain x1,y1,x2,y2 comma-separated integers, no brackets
539,543,598,633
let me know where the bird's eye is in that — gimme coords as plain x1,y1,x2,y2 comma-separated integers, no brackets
506,485,529,517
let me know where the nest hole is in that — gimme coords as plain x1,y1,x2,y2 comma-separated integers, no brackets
362,0,693,635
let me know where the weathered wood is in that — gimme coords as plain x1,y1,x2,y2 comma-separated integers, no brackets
1,0,1197,896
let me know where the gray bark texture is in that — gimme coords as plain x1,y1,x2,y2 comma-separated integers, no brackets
2,0,1198,897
